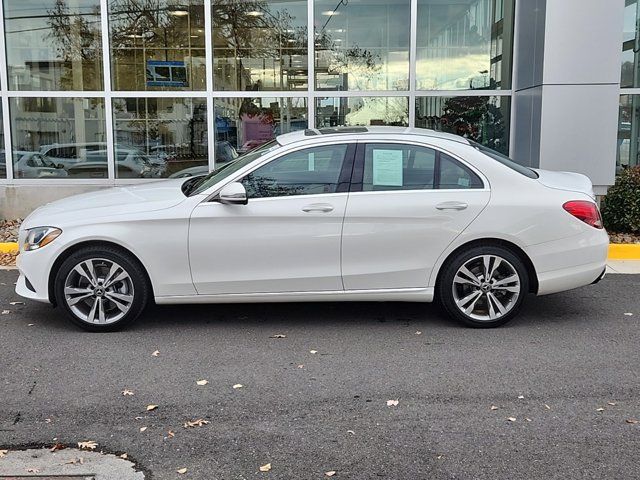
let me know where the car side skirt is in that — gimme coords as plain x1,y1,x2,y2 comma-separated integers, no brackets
155,287,434,305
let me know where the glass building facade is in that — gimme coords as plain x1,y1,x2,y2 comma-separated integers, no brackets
620,0,640,172
0,0,514,182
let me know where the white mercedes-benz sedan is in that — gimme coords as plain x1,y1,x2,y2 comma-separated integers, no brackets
15,127,609,331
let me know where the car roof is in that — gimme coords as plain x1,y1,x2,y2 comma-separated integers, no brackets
276,126,471,146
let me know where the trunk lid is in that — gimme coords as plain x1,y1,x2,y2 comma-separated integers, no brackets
533,169,595,199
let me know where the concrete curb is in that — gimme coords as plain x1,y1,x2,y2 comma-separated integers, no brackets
0,242,18,253
2,242,640,259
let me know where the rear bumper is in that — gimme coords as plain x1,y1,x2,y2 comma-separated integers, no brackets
525,228,609,296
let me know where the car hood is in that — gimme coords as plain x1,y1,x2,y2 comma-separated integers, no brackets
533,169,595,199
23,178,188,228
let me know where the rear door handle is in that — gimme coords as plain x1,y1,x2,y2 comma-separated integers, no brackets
436,201,468,211
302,203,334,213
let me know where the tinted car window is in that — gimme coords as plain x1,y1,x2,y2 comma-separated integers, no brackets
439,153,484,189
362,144,436,191
242,144,348,199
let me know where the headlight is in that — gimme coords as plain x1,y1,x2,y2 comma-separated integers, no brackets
24,226,62,251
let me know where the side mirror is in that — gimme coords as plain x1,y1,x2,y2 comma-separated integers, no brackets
217,181,248,205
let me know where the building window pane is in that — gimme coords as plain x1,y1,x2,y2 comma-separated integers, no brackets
4,0,103,91
212,0,308,91
113,97,208,178
214,97,307,160
10,97,106,179
415,96,510,154
316,97,409,127
109,0,206,91
416,0,514,90
622,0,639,87
618,95,639,172
314,0,410,91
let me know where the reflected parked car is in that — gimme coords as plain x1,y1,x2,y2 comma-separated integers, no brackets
66,149,165,178
40,142,106,169
13,151,68,179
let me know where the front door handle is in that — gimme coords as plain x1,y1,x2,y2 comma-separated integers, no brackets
302,203,334,213
436,201,468,211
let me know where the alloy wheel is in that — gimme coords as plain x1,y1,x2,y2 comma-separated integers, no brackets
451,254,521,322
63,258,135,325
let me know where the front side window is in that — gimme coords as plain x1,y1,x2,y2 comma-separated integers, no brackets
242,144,348,198
362,143,483,191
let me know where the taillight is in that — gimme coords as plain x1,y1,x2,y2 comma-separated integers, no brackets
563,200,603,229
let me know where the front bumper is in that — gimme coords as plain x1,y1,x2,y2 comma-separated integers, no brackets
15,247,55,304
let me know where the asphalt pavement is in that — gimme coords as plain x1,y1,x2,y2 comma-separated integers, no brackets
1,269,639,480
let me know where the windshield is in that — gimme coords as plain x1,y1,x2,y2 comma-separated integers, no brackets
190,140,280,196
469,141,538,179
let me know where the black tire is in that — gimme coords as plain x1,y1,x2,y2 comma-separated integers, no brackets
437,245,529,328
54,245,150,331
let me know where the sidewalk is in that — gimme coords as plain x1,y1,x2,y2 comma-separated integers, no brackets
606,260,640,274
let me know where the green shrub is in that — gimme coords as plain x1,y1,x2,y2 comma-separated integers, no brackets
601,165,640,233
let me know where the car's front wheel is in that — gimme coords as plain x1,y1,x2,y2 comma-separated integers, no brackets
54,246,150,331
438,246,529,328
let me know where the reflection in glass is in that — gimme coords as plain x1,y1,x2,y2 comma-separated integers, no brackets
617,95,639,173
314,0,410,91
316,97,409,127
622,0,640,87
112,97,208,178
109,0,206,90
212,0,308,91
416,0,514,90
4,0,103,91
415,96,510,154
214,97,307,162
10,97,106,178
0,106,5,178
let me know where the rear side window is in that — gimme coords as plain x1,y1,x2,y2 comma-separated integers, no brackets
361,144,483,191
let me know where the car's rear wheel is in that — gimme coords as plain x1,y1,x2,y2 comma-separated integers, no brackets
438,246,529,328
54,246,149,331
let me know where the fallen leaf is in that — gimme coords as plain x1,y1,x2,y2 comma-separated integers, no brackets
347,430,355,435
177,467,188,474
626,418,639,424
134,416,143,420
151,350,160,356
27,324,34,327
233,384,243,389
507,417,516,422
436,454,444,460
297,364,304,369
517,395,525,399
309,350,318,354
544,404,551,410
77,441,97,450
490,405,499,411
525,418,532,422
259,463,272,472
120,453,128,459
26,468,40,473
65,458,84,465
146,404,158,411
139,426,147,432
0,450,8,457
624,312,633,316
386,399,399,407
608,401,617,406
196,380,208,386
1,310,9,315
325,471,337,477
122,389,134,396
596,407,605,412
50,443,65,452
183,419,209,428
167,430,175,438
9,301,24,305
270,334,287,338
